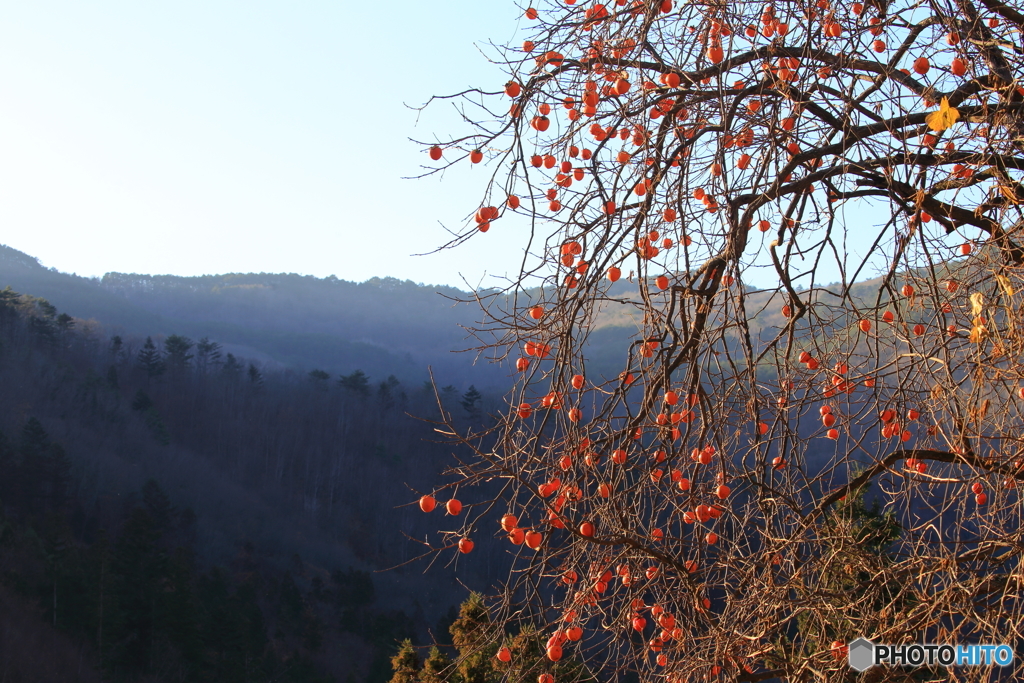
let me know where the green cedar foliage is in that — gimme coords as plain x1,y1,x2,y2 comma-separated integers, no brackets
420,646,454,683
388,639,421,683
783,479,904,673
392,593,595,683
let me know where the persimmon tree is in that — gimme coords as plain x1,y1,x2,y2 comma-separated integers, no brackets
412,0,1024,680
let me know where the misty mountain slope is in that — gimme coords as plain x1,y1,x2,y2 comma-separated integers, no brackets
0,243,168,332
98,272,477,354
0,245,507,388
1,242,964,392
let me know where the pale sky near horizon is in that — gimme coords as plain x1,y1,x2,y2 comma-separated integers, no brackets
0,1,535,289
0,2,932,291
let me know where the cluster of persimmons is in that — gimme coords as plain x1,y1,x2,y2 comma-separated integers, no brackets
411,0,1024,680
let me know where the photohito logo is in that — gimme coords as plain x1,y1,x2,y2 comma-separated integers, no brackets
847,638,1014,672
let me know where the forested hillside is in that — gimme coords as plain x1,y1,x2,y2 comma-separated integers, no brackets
0,244,504,388
0,282,514,683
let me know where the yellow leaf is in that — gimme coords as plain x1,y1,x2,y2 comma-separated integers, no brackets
970,292,985,316
999,182,1024,205
925,97,960,132
996,274,1015,296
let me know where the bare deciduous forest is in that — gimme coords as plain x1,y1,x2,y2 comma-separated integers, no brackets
0,257,517,683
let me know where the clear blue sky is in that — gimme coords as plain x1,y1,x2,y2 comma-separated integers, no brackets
1,2,932,292
0,1,530,288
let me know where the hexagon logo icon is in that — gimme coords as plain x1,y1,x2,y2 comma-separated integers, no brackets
848,638,875,671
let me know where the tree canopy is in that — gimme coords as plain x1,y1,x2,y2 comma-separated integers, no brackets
414,0,1024,680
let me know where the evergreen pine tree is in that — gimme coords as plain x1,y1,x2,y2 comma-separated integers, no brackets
277,572,304,625
55,312,74,333
0,429,15,509
388,639,421,683
247,363,264,388
55,313,75,348
0,286,19,327
420,645,453,683
461,385,483,417
163,334,194,372
450,593,500,683
92,529,112,664
43,443,71,511
378,376,401,409
440,385,459,405
39,512,72,628
195,337,222,372
450,592,489,651
792,478,903,662
131,390,154,412
222,353,243,378
338,370,370,396
143,410,172,446
309,369,330,390
108,508,165,674
20,416,50,456
198,570,268,680
20,417,49,454
162,546,201,672
137,337,165,379
141,479,175,536
18,417,51,513
24,297,57,345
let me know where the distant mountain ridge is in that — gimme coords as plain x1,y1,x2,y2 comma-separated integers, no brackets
2,243,947,391
0,244,504,388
